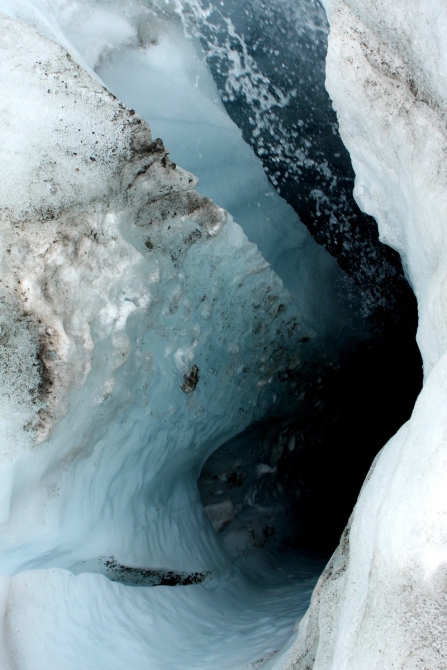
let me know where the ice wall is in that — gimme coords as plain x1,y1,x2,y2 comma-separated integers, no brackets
270,1,447,668
0,5,352,669
0,8,313,572
0,0,362,567
0,0,359,344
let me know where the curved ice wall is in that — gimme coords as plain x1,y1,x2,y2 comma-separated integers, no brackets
0,3,360,669
1,0,440,666
0,3,421,563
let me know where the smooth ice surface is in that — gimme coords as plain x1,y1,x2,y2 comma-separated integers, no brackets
274,1,447,668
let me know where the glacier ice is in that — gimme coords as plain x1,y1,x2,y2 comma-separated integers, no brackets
0,4,358,669
0,8,317,575
0,551,327,670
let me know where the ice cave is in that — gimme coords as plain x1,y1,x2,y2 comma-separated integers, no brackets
0,0,445,668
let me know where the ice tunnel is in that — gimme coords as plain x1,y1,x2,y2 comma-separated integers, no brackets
0,0,444,668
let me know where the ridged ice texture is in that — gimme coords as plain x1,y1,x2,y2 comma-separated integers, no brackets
270,1,447,668
0,12,312,573
0,552,323,670
0,11,325,670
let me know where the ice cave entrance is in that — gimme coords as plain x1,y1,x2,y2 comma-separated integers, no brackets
83,0,422,553
72,0,422,552
0,0,422,668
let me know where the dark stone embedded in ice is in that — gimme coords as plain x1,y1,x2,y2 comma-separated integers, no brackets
181,364,199,393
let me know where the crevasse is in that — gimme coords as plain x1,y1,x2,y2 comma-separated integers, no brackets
0,0,441,668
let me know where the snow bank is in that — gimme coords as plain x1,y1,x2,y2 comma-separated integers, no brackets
271,1,447,667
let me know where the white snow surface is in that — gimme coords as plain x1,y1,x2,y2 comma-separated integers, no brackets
0,6,338,670
269,1,447,668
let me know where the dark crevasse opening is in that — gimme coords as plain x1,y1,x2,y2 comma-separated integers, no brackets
199,337,422,556
194,0,422,554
